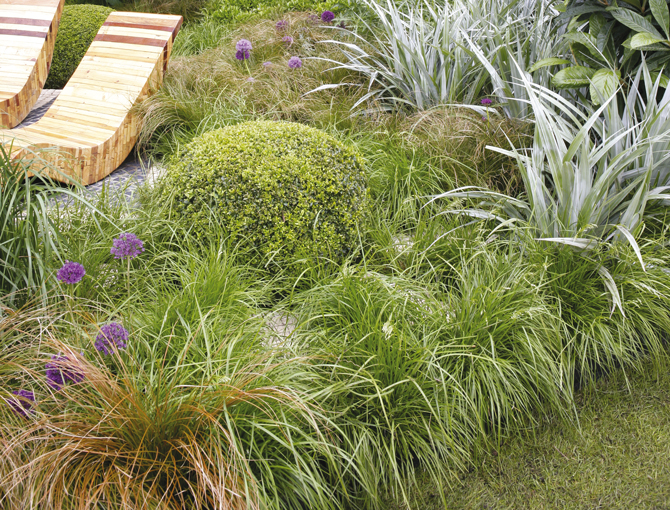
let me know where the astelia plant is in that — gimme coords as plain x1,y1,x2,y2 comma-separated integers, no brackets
537,0,670,104
463,0,568,118
310,0,484,111
430,61,670,313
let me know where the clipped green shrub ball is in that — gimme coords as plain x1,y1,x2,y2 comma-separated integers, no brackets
163,121,369,272
45,5,113,89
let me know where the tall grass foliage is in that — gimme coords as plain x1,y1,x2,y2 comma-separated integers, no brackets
0,147,76,305
313,0,566,114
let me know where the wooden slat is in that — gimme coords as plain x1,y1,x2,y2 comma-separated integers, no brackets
0,0,63,128
0,16,53,26
93,33,167,47
1,10,182,184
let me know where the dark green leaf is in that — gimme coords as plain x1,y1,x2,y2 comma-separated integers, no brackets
649,0,670,39
608,7,665,39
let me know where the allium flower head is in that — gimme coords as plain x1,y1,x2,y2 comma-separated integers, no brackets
57,261,85,284
288,56,302,69
282,35,294,46
8,390,34,418
235,39,252,61
110,232,144,260
275,20,288,30
236,39,252,52
46,355,84,391
321,10,335,22
481,98,493,105
307,13,319,24
95,322,129,355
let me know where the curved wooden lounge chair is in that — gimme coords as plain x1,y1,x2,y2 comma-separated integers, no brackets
0,0,64,128
0,11,182,185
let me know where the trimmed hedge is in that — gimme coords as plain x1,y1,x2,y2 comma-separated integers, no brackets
205,0,328,25
162,121,369,272
45,4,113,90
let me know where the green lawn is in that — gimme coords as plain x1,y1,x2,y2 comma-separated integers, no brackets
391,360,670,509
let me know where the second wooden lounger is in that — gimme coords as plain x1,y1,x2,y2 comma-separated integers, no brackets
0,0,64,128
0,11,182,185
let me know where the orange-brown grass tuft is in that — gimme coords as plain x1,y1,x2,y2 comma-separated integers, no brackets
1,302,346,509
398,108,532,194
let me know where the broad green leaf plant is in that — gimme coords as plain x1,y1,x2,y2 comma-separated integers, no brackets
536,0,670,104
430,62,670,312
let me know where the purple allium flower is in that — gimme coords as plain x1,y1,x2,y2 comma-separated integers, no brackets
282,35,294,46
481,98,493,105
235,39,252,61
110,232,144,260
8,390,35,418
46,355,84,391
262,61,273,67
57,261,85,285
321,10,335,23
275,20,288,30
95,322,129,355
307,13,319,24
236,39,252,52
288,56,303,69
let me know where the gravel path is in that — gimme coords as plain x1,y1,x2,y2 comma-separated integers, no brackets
17,89,160,201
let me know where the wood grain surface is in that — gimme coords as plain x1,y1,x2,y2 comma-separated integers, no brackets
0,0,64,128
1,10,182,185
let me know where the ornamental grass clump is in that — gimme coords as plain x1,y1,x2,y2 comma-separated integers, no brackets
159,120,369,274
135,13,369,157
0,145,70,305
1,326,348,509
45,355,84,390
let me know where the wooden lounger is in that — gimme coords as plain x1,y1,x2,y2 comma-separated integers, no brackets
0,0,64,128
0,11,182,185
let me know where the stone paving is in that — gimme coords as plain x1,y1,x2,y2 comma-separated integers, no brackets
17,89,159,201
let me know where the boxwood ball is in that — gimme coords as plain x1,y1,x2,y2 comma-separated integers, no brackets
45,4,114,90
162,120,369,272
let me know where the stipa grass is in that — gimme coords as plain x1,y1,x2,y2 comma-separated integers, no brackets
135,13,369,158
397,108,531,195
